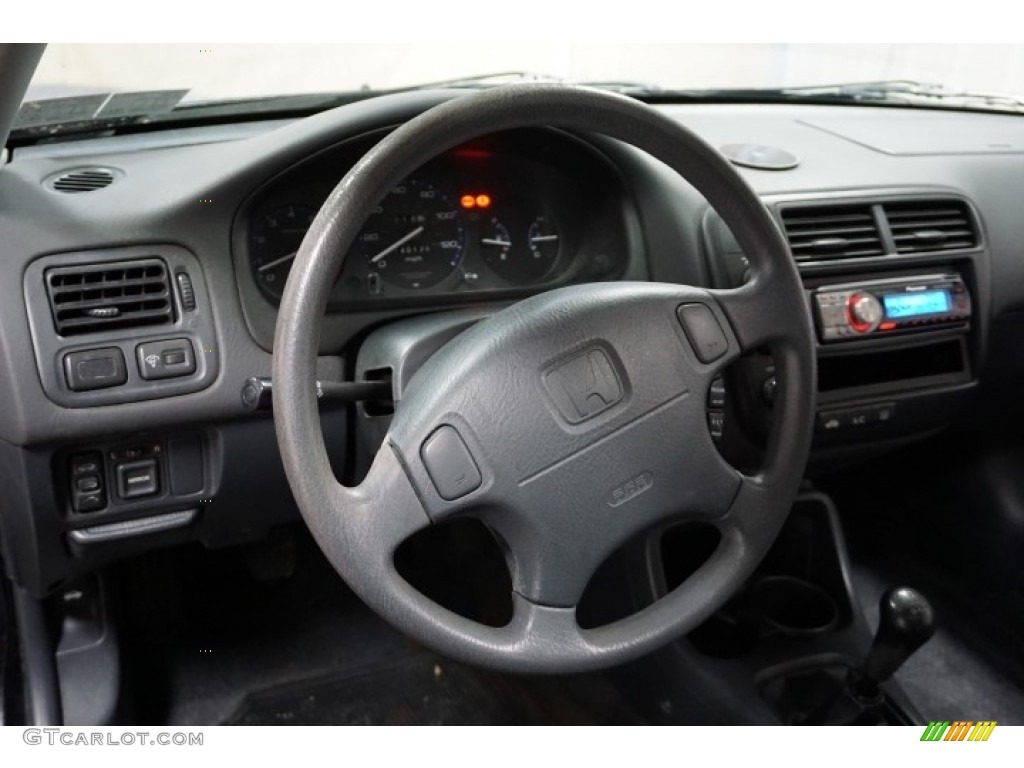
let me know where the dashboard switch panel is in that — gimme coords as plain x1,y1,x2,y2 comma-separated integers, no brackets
24,245,219,407
136,338,196,380
63,347,127,391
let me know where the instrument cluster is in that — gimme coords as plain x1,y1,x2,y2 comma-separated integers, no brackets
242,134,627,308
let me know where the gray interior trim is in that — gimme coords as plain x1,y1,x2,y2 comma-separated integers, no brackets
66,509,197,544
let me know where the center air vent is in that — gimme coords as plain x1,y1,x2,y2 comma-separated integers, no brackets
883,199,978,254
45,167,119,193
45,258,174,336
780,204,885,262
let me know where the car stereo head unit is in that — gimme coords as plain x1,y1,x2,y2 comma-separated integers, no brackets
813,273,970,342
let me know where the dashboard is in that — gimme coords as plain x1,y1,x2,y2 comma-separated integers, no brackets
2,89,1024,598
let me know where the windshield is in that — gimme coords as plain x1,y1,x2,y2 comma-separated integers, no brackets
23,43,1024,104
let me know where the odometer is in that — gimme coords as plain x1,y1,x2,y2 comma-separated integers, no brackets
356,178,465,290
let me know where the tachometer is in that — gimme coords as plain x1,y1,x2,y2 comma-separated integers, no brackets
250,204,317,299
357,178,465,290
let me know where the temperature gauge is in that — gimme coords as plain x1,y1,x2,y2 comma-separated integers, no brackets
525,216,560,279
480,217,512,267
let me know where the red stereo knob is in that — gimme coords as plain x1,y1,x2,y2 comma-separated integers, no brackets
848,293,883,333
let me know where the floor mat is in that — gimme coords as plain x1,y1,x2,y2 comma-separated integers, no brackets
119,531,646,726
227,653,643,726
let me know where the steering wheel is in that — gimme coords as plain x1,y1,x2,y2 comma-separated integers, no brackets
272,85,814,673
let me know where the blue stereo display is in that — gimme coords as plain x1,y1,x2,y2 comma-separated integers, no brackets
883,290,951,318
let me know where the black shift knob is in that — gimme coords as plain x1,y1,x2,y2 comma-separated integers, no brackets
857,586,935,698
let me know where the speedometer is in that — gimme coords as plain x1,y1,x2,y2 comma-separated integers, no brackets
356,178,465,290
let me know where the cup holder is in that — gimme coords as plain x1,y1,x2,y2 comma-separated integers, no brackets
748,575,840,638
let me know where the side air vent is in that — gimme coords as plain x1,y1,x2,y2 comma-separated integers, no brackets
780,204,885,262
45,258,174,336
45,167,118,194
883,199,978,254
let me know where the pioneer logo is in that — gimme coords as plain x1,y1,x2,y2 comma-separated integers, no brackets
542,346,624,425
607,471,654,508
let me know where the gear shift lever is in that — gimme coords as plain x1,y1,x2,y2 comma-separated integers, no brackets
855,586,935,700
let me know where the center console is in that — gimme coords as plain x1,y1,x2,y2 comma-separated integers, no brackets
703,189,987,461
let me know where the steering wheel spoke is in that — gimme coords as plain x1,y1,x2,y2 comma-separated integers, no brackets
709,276,804,354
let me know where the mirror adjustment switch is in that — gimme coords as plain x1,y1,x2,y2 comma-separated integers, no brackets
420,425,481,501
63,348,127,391
136,338,196,380
116,458,159,499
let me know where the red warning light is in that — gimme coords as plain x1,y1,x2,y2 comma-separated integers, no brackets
475,194,492,209
460,195,476,209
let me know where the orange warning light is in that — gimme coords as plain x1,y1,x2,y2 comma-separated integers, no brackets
460,195,476,209
475,194,492,209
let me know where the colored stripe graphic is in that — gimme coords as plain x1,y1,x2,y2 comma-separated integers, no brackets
920,720,996,741
944,721,972,741
968,722,997,741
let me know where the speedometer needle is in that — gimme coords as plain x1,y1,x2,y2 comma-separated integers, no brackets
368,226,424,264
481,238,512,247
257,251,298,272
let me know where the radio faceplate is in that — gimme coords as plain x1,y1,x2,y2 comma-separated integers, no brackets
812,273,971,343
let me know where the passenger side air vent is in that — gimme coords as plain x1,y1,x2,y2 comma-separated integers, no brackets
45,167,119,193
45,258,174,336
883,199,978,254
780,204,885,262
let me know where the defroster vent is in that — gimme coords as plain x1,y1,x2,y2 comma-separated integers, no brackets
45,258,174,336
781,204,885,262
46,167,118,193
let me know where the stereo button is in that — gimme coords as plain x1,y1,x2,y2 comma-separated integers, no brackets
820,305,846,327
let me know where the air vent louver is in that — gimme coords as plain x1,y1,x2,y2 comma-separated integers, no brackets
46,167,117,193
45,259,174,336
781,204,885,262
883,199,977,254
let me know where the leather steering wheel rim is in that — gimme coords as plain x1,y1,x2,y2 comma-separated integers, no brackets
273,85,815,673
